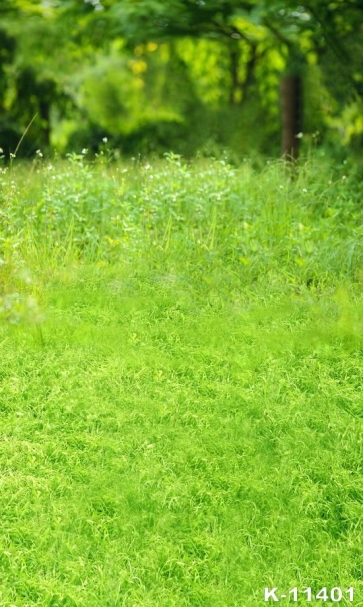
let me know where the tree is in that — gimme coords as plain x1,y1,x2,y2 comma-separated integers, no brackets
93,0,308,158
1,0,362,158
98,0,363,158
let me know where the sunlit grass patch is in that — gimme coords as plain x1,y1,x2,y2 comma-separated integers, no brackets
0,156,363,605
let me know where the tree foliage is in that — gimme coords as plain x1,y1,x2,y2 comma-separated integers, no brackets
0,0,362,158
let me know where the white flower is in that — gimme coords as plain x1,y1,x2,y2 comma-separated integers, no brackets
82,148,88,155
295,132,303,139
102,137,108,143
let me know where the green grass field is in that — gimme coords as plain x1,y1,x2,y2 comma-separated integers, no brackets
1,154,363,606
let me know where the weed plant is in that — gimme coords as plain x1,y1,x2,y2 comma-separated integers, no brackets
0,153,363,605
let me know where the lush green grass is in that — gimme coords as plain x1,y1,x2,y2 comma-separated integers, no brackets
1,154,363,606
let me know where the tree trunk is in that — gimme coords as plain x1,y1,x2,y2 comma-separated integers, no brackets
229,48,239,105
39,99,51,147
281,75,302,160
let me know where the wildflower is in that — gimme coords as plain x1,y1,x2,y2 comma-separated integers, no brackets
102,137,108,143
295,132,303,139
82,148,88,155
302,188,307,193
0,148,3,153
35,150,43,158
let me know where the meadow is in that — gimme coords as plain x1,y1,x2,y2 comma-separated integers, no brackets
1,152,363,606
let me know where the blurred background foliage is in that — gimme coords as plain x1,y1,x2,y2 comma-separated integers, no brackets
0,0,362,160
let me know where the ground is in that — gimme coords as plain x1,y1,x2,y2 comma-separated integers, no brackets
0,155,362,606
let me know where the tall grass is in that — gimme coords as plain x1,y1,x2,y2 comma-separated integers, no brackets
1,154,363,605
